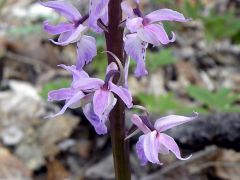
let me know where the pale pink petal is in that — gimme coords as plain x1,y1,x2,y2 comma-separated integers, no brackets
131,114,151,134
93,89,111,118
88,0,109,33
124,34,148,77
154,112,198,132
136,135,148,166
43,21,74,35
47,91,85,118
109,82,133,108
126,17,143,33
145,9,190,24
76,35,97,69
40,0,81,22
143,131,162,164
48,88,74,101
121,1,135,18
50,24,87,45
73,78,104,91
158,133,191,160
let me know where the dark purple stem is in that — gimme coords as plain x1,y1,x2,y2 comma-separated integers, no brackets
105,0,131,179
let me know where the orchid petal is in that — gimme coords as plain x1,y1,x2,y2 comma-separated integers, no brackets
73,78,104,91
40,0,81,22
48,88,74,101
43,21,74,35
47,91,85,118
89,0,109,33
106,62,118,74
124,34,148,77
83,103,108,135
131,114,151,134
158,133,191,160
50,24,87,45
143,131,162,164
138,24,175,45
136,135,148,166
146,9,190,24
102,95,117,120
154,112,198,132
93,89,111,118
121,1,135,18
109,82,133,108
76,35,97,69
126,17,143,33
58,64,89,83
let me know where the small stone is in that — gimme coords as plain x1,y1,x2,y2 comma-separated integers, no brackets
1,126,23,146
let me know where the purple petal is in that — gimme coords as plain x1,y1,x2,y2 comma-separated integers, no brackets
138,24,175,45
47,91,85,118
93,89,111,118
58,64,89,83
106,62,118,74
136,135,148,166
83,103,107,135
145,9,190,24
73,78,104,91
124,34,148,77
121,1,135,18
40,0,81,22
131,114,151,134
50,24,87,46
102,95,117,120
76,35,97,69
154,112,198,132
143,131,162,164
134,0,140,4
109,82,133,108
126,17,143,33
88,0,109,33
124,57,130,88
48,88,74,101
43,21,74,35
158,133,191,160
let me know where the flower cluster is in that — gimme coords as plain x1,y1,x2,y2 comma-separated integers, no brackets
42,0,196,166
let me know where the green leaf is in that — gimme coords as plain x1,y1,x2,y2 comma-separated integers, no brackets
146,48,176,72
186,86,240,112
40,78,71,100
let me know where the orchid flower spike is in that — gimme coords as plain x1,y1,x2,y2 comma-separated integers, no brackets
88,0,109,33
121,0,190,77
40,1,97,69
130,112,198,165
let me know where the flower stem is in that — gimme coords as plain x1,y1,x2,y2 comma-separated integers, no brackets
105,0,131,179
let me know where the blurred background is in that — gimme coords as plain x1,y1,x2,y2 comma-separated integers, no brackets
0,0,240,179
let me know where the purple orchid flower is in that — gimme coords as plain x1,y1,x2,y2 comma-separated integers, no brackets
40,1,97,69
47,63,132,135
130,112,198,165
72,63,133,120
121,1,190,77
88,0,109,33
